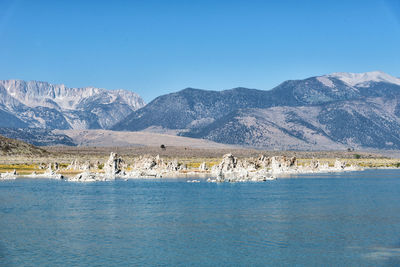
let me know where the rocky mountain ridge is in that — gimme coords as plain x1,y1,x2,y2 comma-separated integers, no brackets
114,71,400,150
0,80,145,129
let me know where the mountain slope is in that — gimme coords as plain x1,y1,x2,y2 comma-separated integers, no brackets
0,134,48,156
114,71,399,132
0,128,76,146
0,110,27,128
0,80,145,129
113,87,278,131
56,129,235,148
184,97,400,150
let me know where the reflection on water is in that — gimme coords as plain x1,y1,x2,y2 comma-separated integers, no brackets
364,247,400,260
1,169,400,266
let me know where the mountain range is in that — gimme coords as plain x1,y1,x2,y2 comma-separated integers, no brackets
1,71,400,150
0,80,145,129
113,71,400,150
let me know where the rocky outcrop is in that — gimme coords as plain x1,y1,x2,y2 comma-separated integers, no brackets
207,153,363,182
334,159,346,169
0,170,17,180
256,155,271,168
65,160,101,171
104,152,123,179
199,162,208,171
67,154,187,181
69,152,123,182
270,156,297,174
126,155,184,178
209,154,276,182
308,158,320,171
42,163,64,179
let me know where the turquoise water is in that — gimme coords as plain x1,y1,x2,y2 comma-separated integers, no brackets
1,169,400,266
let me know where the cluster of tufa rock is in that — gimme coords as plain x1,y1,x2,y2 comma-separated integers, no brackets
69,153,188,182
65,160,103,171
42,163,64,179
0,163,64,180
0,152,362,183
206,154,361,183
69,152,124,182
208,153,277,182
0,169,18,180
127,155,187,178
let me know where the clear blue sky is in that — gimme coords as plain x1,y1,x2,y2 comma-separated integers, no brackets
1,0,400,102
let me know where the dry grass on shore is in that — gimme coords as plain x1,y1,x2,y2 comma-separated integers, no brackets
46,145,388,159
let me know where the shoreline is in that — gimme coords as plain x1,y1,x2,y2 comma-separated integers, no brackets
1,146,399,183
2,167,397,182
0,152,371,183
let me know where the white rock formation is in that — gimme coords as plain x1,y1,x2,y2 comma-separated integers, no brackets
104,152,123,180
199,162,208,171
207,153,364,183
12,152,361,183
209,154,276,182
270,156,297,174
125,155,185,178
42,164,64,179
309,158,320,171
68,153,123,182
334,159,346,169
0,170,17,180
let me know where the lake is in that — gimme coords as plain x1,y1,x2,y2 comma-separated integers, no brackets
1,169,400,266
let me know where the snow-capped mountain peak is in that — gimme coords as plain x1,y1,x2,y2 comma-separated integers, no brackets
0,80,144,110
0,80,145,129
327,71,400,87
